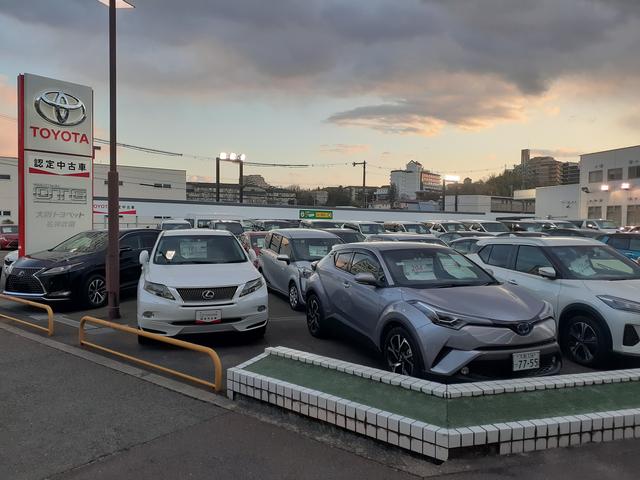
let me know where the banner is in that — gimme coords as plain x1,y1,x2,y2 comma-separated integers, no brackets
18,73,93,256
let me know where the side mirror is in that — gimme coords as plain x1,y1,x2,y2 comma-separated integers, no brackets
310,261,319,271
354,272,378,286
276,254,290,264
139,250,149,265
120,246,133,255
538,266,556,279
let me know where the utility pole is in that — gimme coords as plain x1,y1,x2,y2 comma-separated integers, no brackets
215,156,221,202
238,159,244,203
353,161,367,208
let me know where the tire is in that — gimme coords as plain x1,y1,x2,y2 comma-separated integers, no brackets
83,273,107,308
288,282,302,311
306,294,328,338
246,325,267,340
382,326,425,377
560,315,611,367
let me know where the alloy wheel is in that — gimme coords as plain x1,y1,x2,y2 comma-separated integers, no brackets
289,284,299,309
567,321,598,364
88,278,106,306
307,297,320,334
386,333,415,375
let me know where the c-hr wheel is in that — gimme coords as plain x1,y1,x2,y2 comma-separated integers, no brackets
561,315,611,367
306,294,328,338
288,282,302,311
383,326,424,378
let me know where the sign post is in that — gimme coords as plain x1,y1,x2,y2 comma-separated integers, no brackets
18,73,94,257
298,209,334,220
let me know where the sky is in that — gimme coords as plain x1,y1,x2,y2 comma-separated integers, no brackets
1,0,640,188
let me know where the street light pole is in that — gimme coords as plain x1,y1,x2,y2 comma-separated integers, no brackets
353,161,367,208
106,0,120,320
215,156,221,202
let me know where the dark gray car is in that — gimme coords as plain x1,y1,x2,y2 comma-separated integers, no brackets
304,242,561,380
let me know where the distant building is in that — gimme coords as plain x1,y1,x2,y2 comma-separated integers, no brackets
311,189,328,206
0,157,18,223
94,164,186,201
561,162,580,185
420,170,442,192
390,160,423,200
186,182,296,206
518,149,579,187
444,194,535,214
243,174,270,189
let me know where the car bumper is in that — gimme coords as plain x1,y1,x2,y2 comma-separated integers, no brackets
137,286,269,337
608,312,640,356
427,340,562,380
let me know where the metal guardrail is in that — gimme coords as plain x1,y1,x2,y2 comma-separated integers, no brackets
78,316,223,392
0,293,54,336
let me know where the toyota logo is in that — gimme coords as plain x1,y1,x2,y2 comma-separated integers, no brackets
515,322,533,336
201,290,216,300
34,91,87,126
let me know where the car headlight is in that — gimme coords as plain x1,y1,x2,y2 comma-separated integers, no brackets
411,301,467,330
5,262,14,274
239,277,264,297
597,295,640,314
39,262,84,276
297,266,313,279
538,301,554,321
143,281,175,300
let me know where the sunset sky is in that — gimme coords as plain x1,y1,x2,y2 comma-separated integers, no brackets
1,0,640,187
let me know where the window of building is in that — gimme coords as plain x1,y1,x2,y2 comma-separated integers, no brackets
587,206,602,219
606,205,622,227
627,205,640,226
628,166,640,179
0,174,10,180
607,168,623,181
1,211,10,216
588,170,603,183
163,183,171,189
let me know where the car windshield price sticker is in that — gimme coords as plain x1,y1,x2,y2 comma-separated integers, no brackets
399,258,436,281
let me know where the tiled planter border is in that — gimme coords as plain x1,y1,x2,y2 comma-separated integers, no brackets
227,346,640,461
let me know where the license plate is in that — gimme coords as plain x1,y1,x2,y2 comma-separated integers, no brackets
512,351,540,371
196,310,222,323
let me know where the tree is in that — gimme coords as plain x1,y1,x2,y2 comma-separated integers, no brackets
388,183,398,208
1,219,13,224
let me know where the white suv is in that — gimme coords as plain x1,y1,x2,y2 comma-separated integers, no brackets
137,229,268,341
469,237,640,367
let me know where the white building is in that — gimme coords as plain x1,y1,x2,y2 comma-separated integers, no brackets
0,157,18,223
390,160,422,200
534,184,580,219
93,163,186,201
445,194,535,215
579,145,640,226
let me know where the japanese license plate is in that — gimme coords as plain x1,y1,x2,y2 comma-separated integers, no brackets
512,351,540,371
196,310,222,323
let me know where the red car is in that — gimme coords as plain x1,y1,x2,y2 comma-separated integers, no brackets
239,231,267,267
0,224,18,250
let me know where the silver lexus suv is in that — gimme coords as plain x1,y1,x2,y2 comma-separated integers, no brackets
259,229,343,310
304,242,561,380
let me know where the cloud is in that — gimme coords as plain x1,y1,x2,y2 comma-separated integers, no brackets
530,148,583,158
2,0,640,136
319,143,369,155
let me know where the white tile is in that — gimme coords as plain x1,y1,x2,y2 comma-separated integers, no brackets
423,442,436,458
511,441,524,453
547,436,558,449
411,421,427,440
388,431,399,446
399,418,414,436
558,435,569,448
399,435,411,450
458,427,475,447
470,426,487,445
366,424,377,438
411,438,422,454
499,442,511,455
435,446,449,461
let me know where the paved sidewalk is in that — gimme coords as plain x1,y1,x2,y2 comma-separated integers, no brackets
4,323,640,480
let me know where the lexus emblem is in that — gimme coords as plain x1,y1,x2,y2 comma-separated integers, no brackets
18,270,25,277
201,290,216,300
34,91,87,126
516,322,532,336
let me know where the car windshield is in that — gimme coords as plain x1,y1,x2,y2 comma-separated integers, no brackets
596,220,618,229
196,219,213,228
251,236,266,248
308,221,342,228
482,222,509,232
292,238,342,261
332,231,363,243
153,235,247,265
359,223,385,234
519,222,543,232
383,248,494,288
549,245,640,280
442,223,467,232
403,224,430,234
263,221,292,230
1,225,18,234
552,221,577,229
50,231,107,253
161,222,191,230
213,222,244,235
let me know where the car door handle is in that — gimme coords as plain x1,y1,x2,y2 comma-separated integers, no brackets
342,281,351,288
507,279,518,285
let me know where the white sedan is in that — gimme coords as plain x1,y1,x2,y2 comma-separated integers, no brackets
137,229,268,341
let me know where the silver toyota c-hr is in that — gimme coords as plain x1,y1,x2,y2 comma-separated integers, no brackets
305,242,561,380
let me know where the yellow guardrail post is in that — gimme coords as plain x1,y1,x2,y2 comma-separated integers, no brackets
79,316,223,392
0,293,54,336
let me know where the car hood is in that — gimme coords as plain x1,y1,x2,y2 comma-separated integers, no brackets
147,262,260,287
582,278,640,298
404,284,543,322
12,250,97,269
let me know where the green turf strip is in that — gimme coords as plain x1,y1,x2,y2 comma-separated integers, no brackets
245,355,640,428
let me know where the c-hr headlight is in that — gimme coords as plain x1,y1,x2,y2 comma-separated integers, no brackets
411,301,467,330
538,301,554,321
597,295,640,314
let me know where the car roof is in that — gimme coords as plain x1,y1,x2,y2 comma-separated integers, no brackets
323,228,359,232
342,220,379,224
269,228,339,239
334,241,449,252
370,233,438,239
384,220,423,224
161,229,233,237
449,236,486,243
476,236,602,247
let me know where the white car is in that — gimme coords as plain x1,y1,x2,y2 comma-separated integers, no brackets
137,229,268,341
1,250,19,289
469,237,640,367
462,220,510,235
159,219,192,230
